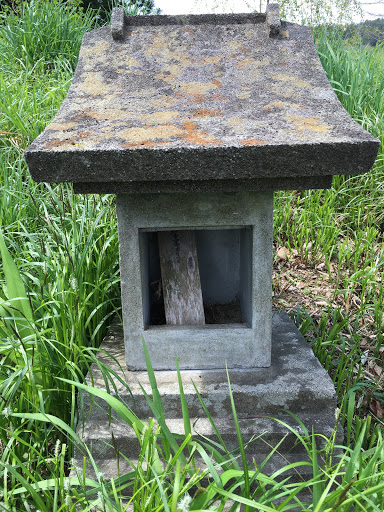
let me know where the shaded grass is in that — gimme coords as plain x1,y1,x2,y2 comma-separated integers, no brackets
274,27,384,425
0,0,121,476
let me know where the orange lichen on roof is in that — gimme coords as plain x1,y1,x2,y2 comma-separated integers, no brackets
45,137,78,149
182,120,222,146
193,109,222,117
241,139,265,146
236,57,254,69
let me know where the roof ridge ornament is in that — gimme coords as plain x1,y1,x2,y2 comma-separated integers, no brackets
111,7,126,41
266,3,281,38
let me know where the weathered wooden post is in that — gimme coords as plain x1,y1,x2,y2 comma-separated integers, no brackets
25,4,379,475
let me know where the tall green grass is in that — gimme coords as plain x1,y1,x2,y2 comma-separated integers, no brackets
0,0,96,75
3,354,384,511
1,2,384,509
274,27,384,419
0,0,121,478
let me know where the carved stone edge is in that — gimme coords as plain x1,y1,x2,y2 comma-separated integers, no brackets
111,7,126,41
266,3,281,38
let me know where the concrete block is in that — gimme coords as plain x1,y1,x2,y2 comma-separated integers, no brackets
74,312,342,480
116,191,273,370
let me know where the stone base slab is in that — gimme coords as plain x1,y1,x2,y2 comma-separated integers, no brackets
75,312,341,479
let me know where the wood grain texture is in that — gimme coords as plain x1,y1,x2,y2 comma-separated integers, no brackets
158,230,205,325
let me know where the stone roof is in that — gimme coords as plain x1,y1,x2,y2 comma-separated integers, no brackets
25,5,379,193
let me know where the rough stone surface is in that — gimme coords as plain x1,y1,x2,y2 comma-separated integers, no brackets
25,9,379,191
116,190,273,370
73,175,332,194
111,7,125,41
83,312,338,418
74,312,342,480
266,3,281,38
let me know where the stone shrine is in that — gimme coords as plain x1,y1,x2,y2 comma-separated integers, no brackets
25,5,379,475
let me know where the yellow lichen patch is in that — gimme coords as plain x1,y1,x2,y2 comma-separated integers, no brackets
119,125,183,143
192,109,222,117
166,64,186,80
118,55,141,69
238,56,270,69
178,81,218,96
263,101,286,110
272,74,312,89
141,111,179,125
48,121,77,131
144,33,188,65
286,114,330,133
236,90,251,100
80,40,113,60
144,33,168,56
241,139,265,146
228,117,243,127
78,72,114,96
226,40,243,52
258,57,271,67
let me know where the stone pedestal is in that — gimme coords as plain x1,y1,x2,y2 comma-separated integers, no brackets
74,312,341,478
117,191,274,370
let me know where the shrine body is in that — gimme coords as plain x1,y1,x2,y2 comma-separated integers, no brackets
25,4,379,477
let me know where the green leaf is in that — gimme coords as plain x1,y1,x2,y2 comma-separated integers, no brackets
176,355,191,438
226,365,250,508
142,336,165,420
0,228,33,327
58,377,145,432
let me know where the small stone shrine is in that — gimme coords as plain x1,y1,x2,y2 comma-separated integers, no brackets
25,5,379,475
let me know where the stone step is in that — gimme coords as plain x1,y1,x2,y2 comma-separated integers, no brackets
82,376,337,421
76,413,340,463
74,313,341,488
83,314,338,421
73,446,322,485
